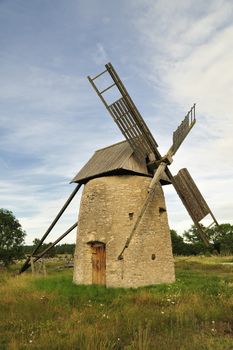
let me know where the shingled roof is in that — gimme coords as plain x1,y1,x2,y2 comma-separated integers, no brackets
71,140,170,185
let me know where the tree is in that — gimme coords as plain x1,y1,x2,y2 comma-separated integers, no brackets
207,223,233,254
32,238,56,258
55,243,75,255
170,229,186,255
23,242,75,256
170,229,197,255
183,223,233,255
183,225,210,255
0,209,26,266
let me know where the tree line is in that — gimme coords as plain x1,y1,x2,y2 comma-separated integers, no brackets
171,224,233,255
23,240,75,257
0,208,233,267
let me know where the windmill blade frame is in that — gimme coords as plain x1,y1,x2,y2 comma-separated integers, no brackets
88,63,160,162
171,104,196,155
172,168,219,245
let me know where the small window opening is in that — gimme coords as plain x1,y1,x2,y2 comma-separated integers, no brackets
151,254,156,260
159,207,166,213
129,212,134,220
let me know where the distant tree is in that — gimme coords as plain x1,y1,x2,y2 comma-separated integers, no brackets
170,229,198,255
23,242,75,256
32,238,56,258
207,223,233,254
170,230,186,255
183,223,233,255
55,243,75,255
183,225,209,255
0,209,26,266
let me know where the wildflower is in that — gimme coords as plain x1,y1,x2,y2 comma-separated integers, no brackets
211,320,215,324
171,301,175,305
161,311,165,314
29,340,33,343
40,295,48,303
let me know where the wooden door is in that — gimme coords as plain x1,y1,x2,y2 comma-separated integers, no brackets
91,243,106,285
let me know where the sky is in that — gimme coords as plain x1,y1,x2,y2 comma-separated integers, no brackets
0,0,232,245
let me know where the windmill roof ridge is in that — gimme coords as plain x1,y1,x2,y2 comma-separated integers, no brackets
95,140,129,153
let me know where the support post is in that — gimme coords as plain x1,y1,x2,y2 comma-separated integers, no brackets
19,183,81,274
42,259,47,276
30,256,35,275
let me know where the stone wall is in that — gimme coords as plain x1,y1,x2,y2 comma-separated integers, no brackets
73,175,175,288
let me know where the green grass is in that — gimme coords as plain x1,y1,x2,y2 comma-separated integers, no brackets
0,257,233,349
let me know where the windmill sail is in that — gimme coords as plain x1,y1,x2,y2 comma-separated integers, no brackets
174,168,212,222
88,63,159,161
171,104,196,155
173,168,219,245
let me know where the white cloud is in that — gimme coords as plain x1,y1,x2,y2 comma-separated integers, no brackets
92,43,108,65
0,63,91,113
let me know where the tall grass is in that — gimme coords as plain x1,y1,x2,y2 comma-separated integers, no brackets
0,256,232,349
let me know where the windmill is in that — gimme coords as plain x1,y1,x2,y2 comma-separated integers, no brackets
19,63,219,288
72,63,219,287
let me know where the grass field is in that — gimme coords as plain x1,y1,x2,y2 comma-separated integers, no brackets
0,256,233,350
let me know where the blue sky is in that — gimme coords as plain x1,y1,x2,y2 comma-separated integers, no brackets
0,0,232,244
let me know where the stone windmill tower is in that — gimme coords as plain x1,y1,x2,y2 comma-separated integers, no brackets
72,63,219,288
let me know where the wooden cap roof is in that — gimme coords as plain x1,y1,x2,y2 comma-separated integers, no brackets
71,140,171,185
